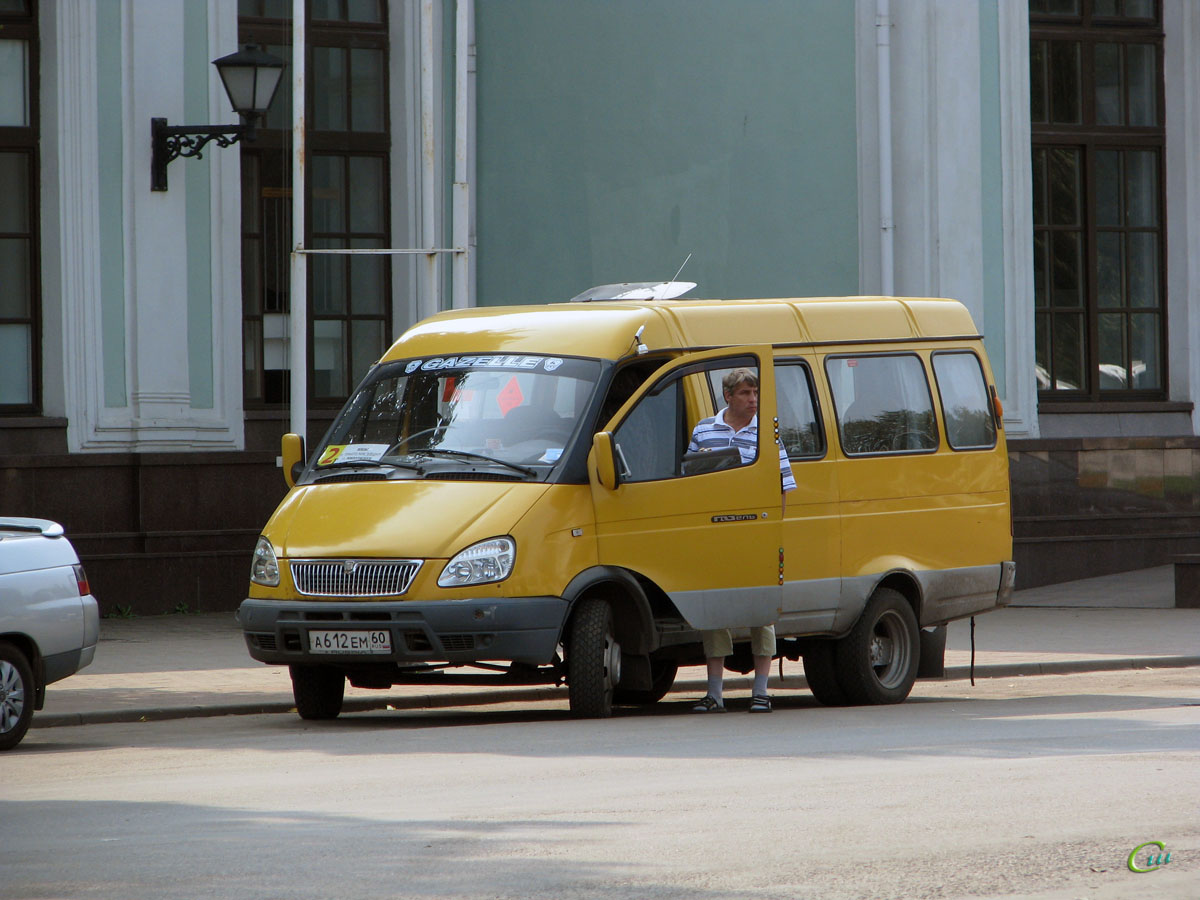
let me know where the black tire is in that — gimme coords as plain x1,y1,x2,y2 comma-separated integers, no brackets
833,588,920,705
802,641,849,706
289,665,345,720
0,641,35,751
613,660,678,706
567,598,620,718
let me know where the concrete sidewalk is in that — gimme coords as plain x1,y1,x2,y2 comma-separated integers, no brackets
33,565,1200,729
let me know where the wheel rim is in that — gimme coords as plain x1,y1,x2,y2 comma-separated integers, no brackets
603,631,621,692
0,659,26,734
868,609,912,689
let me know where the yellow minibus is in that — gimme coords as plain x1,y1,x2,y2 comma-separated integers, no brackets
239,285,1014,719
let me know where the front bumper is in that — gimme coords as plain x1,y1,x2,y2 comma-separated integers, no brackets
238,596,569,667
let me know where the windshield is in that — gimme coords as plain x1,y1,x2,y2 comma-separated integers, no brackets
308,354,602,482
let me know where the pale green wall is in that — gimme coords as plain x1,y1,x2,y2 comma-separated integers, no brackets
96,0,126,407
474,0,859,306
979,0,1006,390
184,0,214,409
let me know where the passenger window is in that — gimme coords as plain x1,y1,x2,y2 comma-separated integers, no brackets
776,363,824,458
613,360,758,483
932,352,997,450
826,354,938,455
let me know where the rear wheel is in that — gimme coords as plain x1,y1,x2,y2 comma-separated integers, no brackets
290,665,345,720
567,599,620,718
0,641,35,751
613,659,678,706
834,588,919,705
801,641,849,706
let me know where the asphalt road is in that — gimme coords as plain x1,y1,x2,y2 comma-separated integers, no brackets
2,668,1198,900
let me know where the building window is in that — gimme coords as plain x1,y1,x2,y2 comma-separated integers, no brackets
239,0,390,407
0,1,38,411
1030,0,1165,398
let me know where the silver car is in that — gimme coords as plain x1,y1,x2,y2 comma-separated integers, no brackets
0,518,100,750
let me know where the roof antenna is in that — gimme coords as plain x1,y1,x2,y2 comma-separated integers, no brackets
670,252,693,284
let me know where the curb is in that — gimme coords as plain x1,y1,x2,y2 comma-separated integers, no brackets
30,655,1200,730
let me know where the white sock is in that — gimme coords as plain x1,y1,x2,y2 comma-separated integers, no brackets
752,670,769,696
707,668,724,704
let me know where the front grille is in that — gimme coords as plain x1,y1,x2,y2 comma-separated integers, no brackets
439,634,476,651
250,633,277,650
291,559,422,597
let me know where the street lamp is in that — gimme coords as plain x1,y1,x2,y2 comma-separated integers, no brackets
151,44,286,192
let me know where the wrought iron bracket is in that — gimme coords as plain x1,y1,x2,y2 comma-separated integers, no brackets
151,117,252,192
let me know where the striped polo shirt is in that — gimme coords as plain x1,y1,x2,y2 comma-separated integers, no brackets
689,409,796,492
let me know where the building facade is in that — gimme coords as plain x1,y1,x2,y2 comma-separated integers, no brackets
3,0,1200,612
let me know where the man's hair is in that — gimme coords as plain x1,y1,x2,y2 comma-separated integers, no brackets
722,367,758,396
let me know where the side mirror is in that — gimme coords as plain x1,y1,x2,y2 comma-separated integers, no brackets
281,433,306,488
592,432,618,491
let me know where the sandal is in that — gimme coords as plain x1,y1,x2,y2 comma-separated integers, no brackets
748,693,772,713
691,695,727,713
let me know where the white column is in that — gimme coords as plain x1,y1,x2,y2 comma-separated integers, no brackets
289,0,308,439
1165,0,1200,435
998,0,1038,438
54,0,107,449
129,0,193,425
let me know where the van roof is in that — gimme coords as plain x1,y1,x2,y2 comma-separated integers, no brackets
382,296,982,363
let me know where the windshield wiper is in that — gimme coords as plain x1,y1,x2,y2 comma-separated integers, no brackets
413,448,537,477
310,459,423,477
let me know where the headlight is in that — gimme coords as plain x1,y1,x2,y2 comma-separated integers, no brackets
250,536,281,586
438,537,515,587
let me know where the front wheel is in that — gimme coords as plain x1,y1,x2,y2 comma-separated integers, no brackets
0,641,35,751
290,665,345,720
567,599,620,718
833,588,919,705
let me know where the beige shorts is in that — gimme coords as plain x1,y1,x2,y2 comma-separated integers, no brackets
702,624,776,659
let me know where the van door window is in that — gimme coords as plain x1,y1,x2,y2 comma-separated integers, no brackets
826,354,938,455
613,359,758,482
932,351,997,450
776,362,825,458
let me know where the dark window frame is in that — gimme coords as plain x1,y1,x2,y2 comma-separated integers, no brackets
1031,0,1166,402
239,2,391,409
0,2,40,414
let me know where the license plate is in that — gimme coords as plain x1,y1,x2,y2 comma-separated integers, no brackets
308,629,392,655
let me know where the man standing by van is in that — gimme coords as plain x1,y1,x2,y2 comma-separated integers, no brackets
690,368,796,713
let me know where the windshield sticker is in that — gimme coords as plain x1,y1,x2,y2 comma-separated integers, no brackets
539,448,563,463
497,377,525,416
317,443,390,466
404,355,566,374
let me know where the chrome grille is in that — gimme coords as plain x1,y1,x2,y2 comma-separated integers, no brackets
291,559,422,597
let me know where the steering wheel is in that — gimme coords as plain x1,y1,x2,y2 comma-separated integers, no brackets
389,425,446,451
526,424,572,443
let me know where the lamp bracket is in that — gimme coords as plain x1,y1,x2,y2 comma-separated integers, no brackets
151,117,253,192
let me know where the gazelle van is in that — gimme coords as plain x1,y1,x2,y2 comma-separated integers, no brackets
238,285,1015,719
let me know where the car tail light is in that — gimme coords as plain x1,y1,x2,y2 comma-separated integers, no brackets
73,564,91,596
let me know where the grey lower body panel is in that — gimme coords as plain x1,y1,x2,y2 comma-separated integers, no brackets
667,584,782,630
672,562,1015,640
238,596,569,667
915,563,1012,626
